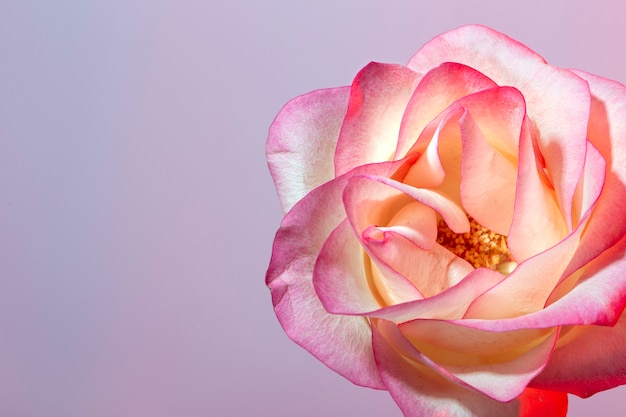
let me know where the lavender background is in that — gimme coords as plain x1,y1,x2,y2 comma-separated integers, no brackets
1,0,625,416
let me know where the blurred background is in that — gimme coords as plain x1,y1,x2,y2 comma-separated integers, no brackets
0,0,624,415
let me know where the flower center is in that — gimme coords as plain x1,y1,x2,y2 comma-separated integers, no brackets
436,216,516,272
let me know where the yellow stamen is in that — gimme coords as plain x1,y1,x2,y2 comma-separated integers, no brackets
436,216,515,271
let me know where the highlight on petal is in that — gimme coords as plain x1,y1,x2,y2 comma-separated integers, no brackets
455,87,525,234
365,267,506,323
334,63,421,176
396,62,498,159
267,87,349,213
571,141,606,228
372,320,529,417
508,117,568,263
397,319,559,402
401,107,461,192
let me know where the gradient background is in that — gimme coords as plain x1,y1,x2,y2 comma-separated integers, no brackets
1,0,625,416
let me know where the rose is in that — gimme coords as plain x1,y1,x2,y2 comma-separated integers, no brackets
265,25,626,416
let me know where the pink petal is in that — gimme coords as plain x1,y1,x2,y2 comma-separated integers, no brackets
266,160,411,389
314,218,422,313
408,25,547,76
456,87,524,235
334,63,421,176
267,87,350,213
372,319,539,416
403,86,523,234
464,218,584,319
508,117,568,263
570,141,605,228
563,71,626,277
409,25,591,231
321,265,504,324
531,315,626,398
322,173,474,308
401,107,463,196
343,172,441,251
397,319,559,401
443,236,626,334
396,62,498,159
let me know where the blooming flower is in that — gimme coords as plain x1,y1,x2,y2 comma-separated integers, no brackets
266,25,626,416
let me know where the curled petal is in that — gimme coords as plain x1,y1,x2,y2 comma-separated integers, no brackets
345,174,469,235
405,86,524,234
314,219,422,314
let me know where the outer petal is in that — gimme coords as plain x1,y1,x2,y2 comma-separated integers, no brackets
372,320,523,417
409,25,590,230
531,316,626,398
397,320,559,402
571,141,606,229
334,63,421,176
267,87,349,213
266,160,410,389
564,71,626,277
402,107,464,199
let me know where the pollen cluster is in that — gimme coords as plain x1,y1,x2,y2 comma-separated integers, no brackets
436,216,513,270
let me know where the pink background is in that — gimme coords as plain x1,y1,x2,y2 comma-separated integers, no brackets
1,0,624,415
